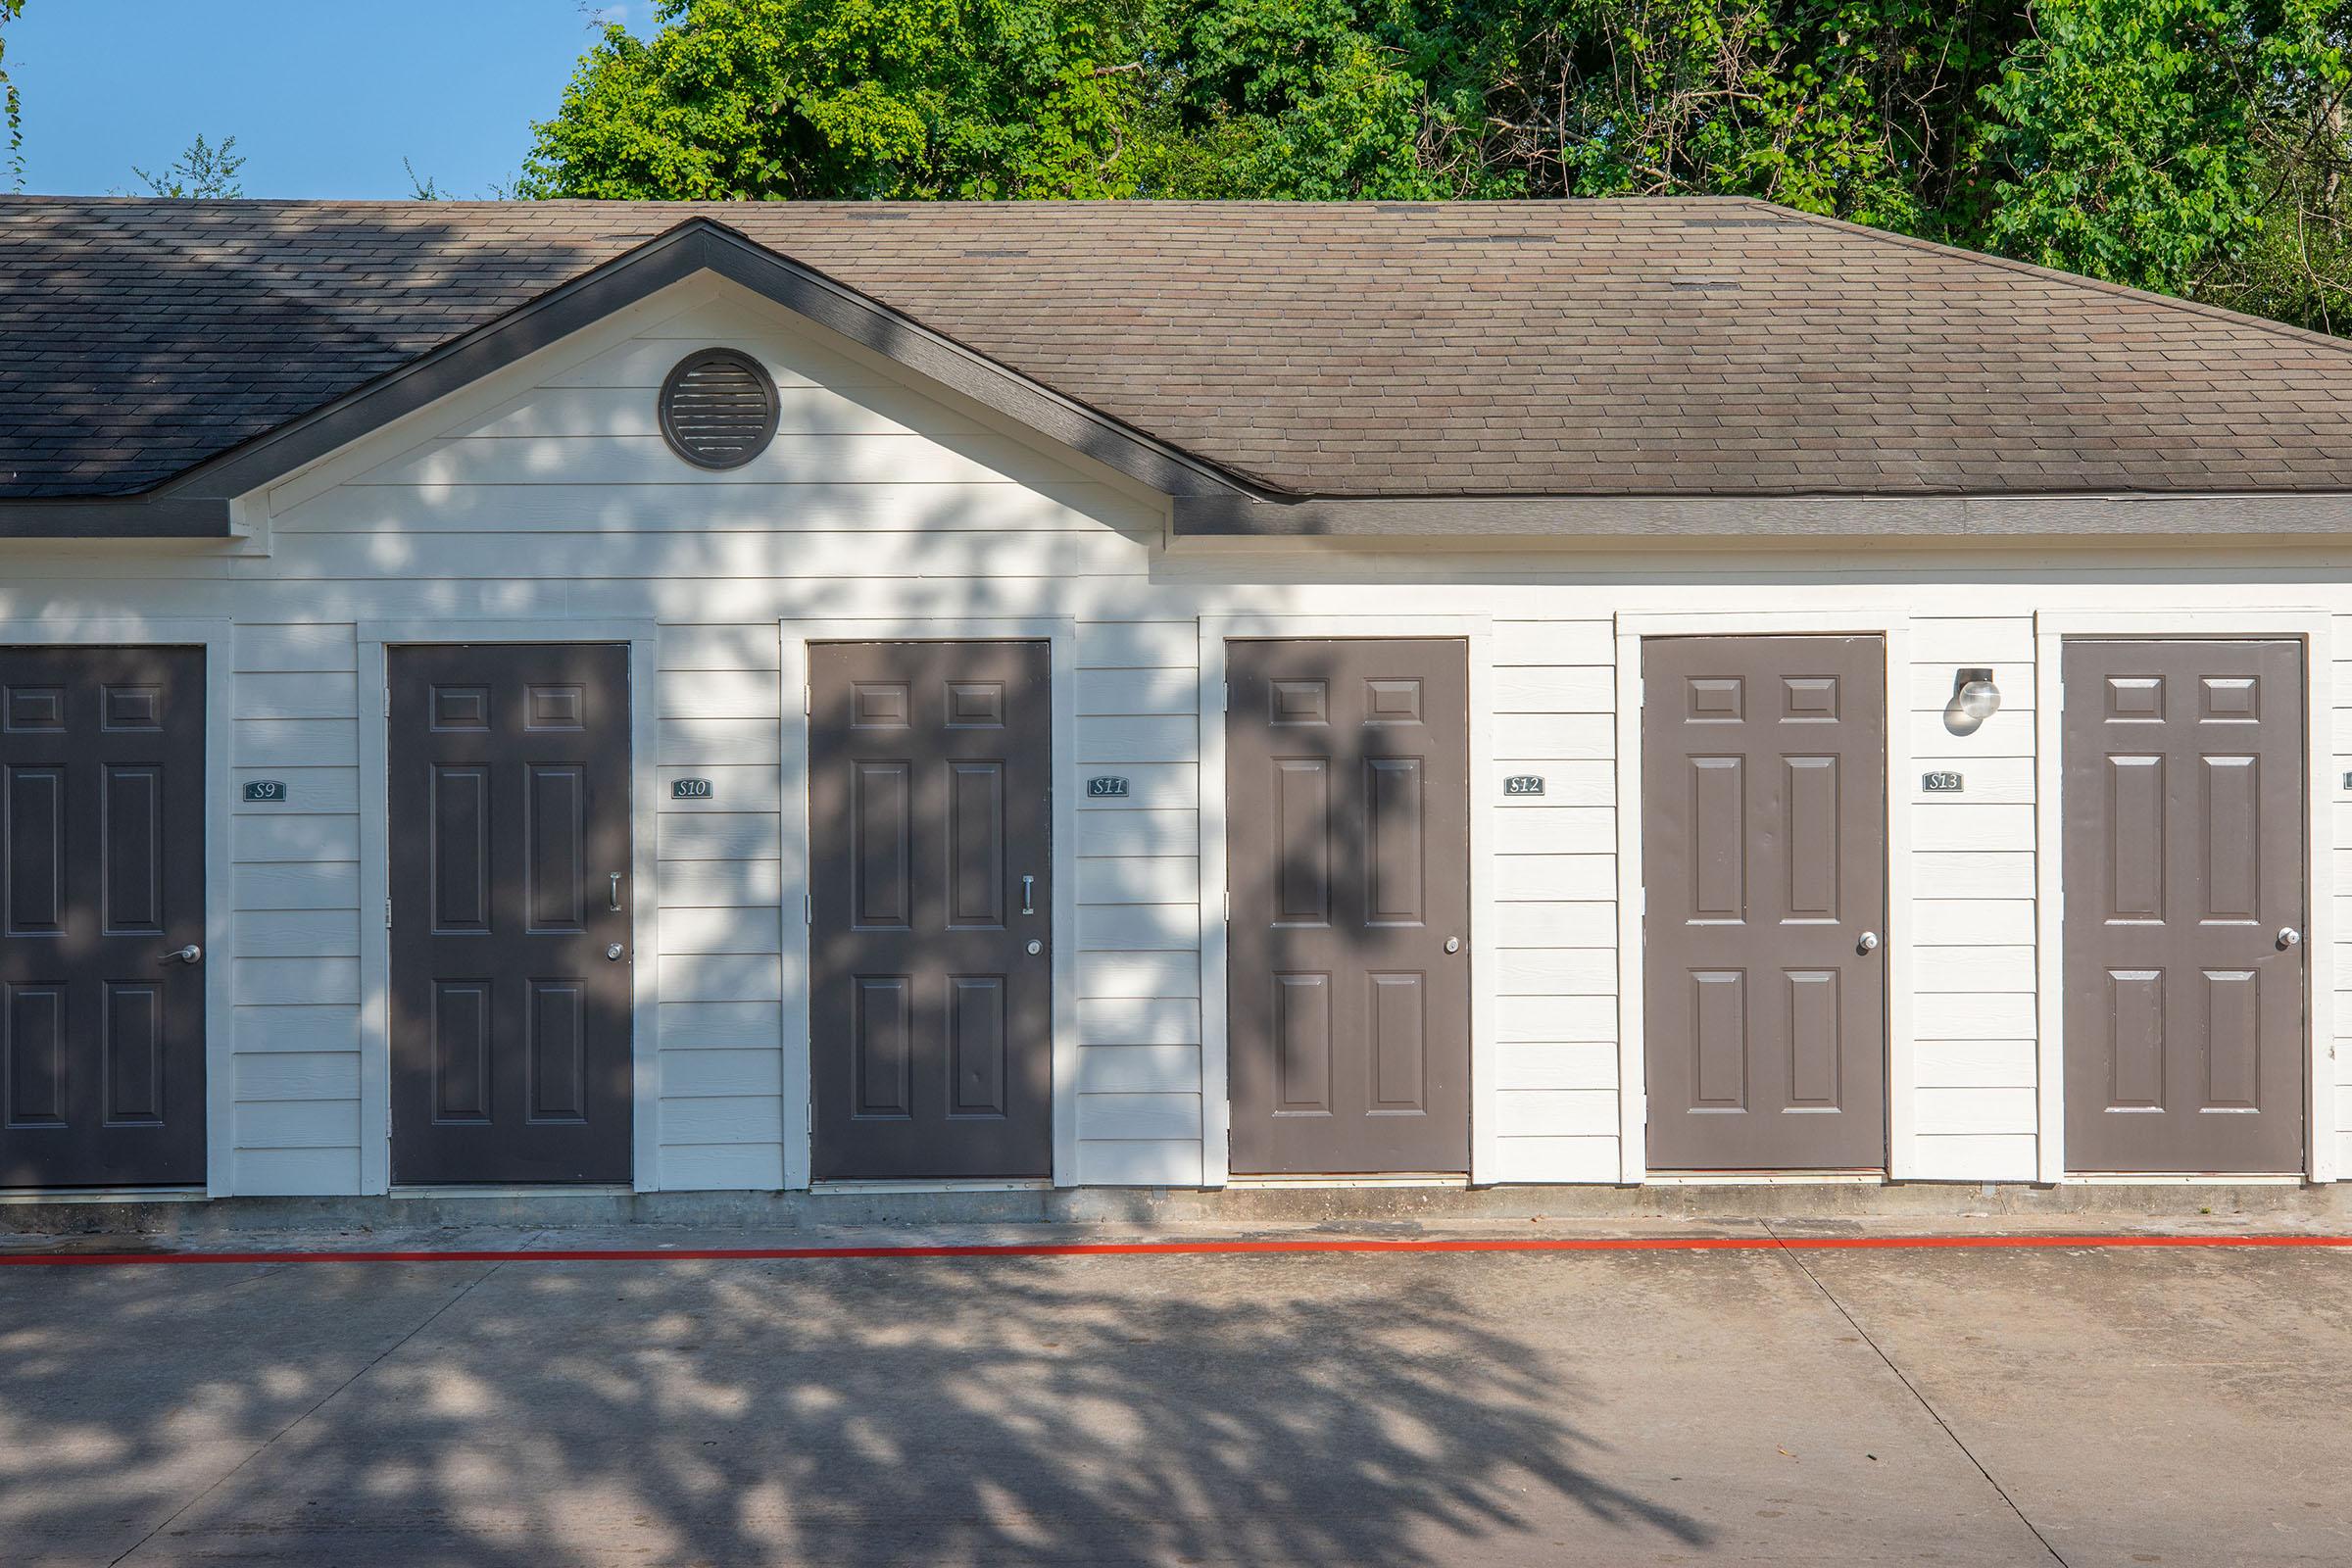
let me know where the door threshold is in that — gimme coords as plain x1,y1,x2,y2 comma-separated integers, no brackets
388,1184,637,1200
0,1186,207,1206
810,1178,1054,1195
1223,1173,1471,1190
2063,1172,2308,1186
1645,1170,1887,1186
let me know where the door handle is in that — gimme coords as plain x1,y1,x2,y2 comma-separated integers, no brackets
1020,875,1035,916
1856,931,1881,955
2278,926,2302,950
609,873,622,912
160,944,202,965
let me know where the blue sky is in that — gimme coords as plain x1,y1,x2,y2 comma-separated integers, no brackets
6,2,649,199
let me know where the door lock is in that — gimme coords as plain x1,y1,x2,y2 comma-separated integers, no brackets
1856,931,1881,955
1020,875,1036,916
2278,926,2302,950
609,873,622,911
160,944,202,965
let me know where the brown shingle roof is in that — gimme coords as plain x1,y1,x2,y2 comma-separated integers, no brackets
7,195,2352,501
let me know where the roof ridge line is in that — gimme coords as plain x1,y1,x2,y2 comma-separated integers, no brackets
0,193,1763,213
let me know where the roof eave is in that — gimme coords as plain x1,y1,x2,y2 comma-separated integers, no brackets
0,496,233,539
1171,491,2352,540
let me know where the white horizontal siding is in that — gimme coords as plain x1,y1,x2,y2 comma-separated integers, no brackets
228,629,368,1189
661,1002,783,1051
659,955,791,1003
1072,625,1200,1181
656,622,787,1185
1487,623,1619,1180
1907,615,2041,1176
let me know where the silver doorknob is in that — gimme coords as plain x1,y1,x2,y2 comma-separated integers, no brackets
1856,931,1881,955
1027,939,1043,956
2278,927,2302,950
160,944,201,965
1445,937,1461,955
606,943,624,960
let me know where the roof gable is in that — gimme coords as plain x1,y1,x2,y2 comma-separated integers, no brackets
0,215,1245,534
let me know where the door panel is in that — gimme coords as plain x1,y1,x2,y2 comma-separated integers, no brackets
1227,639,1471,1175
389,645,633,1184
810,641,1053,1179
2062,640,2305,1173
1642,636,1887,1171
0,647,207,1188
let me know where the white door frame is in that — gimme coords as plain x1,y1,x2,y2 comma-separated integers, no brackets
0,618,234,1195
2033,609,2335,1183
779,616,1079,1190
1197,613,1496,1186
1613,610,1917,1183
356,619,662,1195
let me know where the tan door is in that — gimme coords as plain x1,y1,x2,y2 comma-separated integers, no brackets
1,648,208,1188
1226,639,1471,1175
1642,636,1888,1170
2062,640,2306,1173
808,641,1054,1180
389,645,635,1184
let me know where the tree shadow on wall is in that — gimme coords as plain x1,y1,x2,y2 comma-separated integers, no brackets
0,1251,1711,1565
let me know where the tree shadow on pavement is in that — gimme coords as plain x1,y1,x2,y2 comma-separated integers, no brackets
0,1251,1711,1566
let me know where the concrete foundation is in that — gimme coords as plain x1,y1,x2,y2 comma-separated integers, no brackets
3,1178,2346,1238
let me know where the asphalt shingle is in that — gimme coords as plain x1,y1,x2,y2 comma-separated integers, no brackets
7,196,2352,501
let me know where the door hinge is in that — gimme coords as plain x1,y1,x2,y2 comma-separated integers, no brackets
804,894,812,923
804,685,812,715
1219,680,1229,713
382,686,392,716
384,897,393,930
1222,889,1230,923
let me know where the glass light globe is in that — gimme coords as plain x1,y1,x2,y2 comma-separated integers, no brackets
1943,668,2000,735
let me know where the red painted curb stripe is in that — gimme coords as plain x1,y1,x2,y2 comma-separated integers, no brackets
1,1233,2348,1266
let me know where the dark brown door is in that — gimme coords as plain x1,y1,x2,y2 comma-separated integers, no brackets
1227,639,1471,1175
389,645,634,1184
809,641,1054,1179
2063,640,2306,1173
1642,636,1887,1171
2,647,207,1188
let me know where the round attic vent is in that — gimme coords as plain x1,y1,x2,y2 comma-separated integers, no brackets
658,348,780,470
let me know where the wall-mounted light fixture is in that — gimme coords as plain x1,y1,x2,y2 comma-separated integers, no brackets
1943,667,2000,736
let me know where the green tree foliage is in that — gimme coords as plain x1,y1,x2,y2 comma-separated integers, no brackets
522,0,2352,332
1972,0,2265,293
2205,0,2352,330
521,0,1170,198
133,133,247,199
1,0,25,191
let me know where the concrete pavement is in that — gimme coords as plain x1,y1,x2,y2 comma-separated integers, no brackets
1,1222,2345,1565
